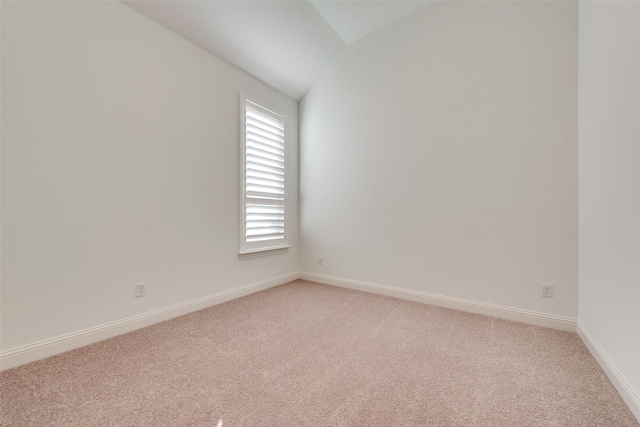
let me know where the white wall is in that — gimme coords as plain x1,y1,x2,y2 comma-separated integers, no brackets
300,1,578,321
578,1,640,419
1,1,298,361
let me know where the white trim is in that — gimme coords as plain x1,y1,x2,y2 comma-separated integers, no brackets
238,246,289,260
578,322,640,423
0,272,300,372
300,272,577,332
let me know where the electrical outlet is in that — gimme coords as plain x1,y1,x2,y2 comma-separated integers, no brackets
318,256,323,265
540,283,553,298
135,282,146,298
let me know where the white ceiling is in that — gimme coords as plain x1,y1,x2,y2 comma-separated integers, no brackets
122,1,437,100
310,1,437,45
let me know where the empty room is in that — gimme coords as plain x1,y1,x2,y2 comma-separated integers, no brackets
1,0,638,425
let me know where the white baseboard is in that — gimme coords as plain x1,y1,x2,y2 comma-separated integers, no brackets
578,322,640,423
0,272,300,372
300,272,577,332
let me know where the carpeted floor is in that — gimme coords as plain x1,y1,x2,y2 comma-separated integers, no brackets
1,280,637,426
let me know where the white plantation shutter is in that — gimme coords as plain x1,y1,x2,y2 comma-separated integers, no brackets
240,98,288,253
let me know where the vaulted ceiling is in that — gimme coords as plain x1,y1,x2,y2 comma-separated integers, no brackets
122,1,437,100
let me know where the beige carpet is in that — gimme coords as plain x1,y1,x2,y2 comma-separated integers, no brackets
1,280,637,426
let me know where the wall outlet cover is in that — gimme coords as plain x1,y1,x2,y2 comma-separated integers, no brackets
135,282,146,298
541,283,553,298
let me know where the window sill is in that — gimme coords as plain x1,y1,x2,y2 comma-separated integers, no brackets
238,246,289,260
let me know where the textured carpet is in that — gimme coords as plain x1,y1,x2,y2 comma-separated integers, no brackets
1,280,637,426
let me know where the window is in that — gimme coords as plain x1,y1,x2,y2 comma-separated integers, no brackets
239,96,288,255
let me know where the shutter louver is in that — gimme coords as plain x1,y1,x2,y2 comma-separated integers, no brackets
244,101,286,244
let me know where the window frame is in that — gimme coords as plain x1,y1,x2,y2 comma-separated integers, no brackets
238,94,289,257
